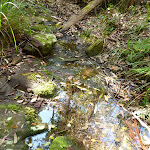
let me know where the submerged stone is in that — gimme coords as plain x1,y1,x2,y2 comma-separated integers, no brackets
50,136,80,150
86,39,103,56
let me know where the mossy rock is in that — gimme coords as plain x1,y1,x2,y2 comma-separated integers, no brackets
50,136,80,150
86,39,103,56
33,81,55,97
33,33,57,55
24,73,56,97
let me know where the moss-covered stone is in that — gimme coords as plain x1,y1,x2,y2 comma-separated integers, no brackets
17,123,48,140
50,136,80,150
33,81,55,97
23,72,56,97
86,39,103,56
24,107,37,123
33,33,57,55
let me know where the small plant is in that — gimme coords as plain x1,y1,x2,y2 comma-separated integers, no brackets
0,0,17,50
123,37,150,63
104,17,116,35
80,29,92,38
121,37,150,106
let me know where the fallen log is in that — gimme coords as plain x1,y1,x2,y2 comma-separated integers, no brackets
60,0,104,31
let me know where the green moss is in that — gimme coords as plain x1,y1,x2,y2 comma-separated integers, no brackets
24,107,37,123
50,136,80,150
8,104,21,112
0,105,7,109
86,39,103,56
31,24,46,32
0,104,21,112
44,69,53,78
33,81,55,97
27,73,42,81
82,1,92,11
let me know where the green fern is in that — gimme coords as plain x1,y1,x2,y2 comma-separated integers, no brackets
130,67,150,76
130,38,150,51
123,38,150,77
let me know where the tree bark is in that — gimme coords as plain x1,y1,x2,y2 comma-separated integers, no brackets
60,0,104,31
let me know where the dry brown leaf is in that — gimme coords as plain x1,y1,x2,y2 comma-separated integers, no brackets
111,66,119,70
12,125,18,129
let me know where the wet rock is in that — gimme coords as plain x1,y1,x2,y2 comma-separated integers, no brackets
86,39,103,57
9,75,31,91
33,33,57,55
23,33,57,56
17,123,48,140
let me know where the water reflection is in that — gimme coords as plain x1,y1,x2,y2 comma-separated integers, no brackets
39,107,54,124
26,132,48,150
88,100,136,150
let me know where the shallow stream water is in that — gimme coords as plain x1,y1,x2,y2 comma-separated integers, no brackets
25,40,150,150
0,39,149,150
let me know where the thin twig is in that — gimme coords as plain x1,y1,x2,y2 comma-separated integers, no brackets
134,119,148,150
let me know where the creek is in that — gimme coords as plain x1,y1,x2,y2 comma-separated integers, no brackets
24,39,150,150
0,37,150,150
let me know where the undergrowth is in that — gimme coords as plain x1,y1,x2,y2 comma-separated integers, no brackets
0,0,32,51
122,37,150,106
0,0,51,52
125,37,150,75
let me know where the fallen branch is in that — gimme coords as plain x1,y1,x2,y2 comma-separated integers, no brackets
60,0,104,31
132,112,150,134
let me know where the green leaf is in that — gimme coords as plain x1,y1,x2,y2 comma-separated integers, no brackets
50,136,54,140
